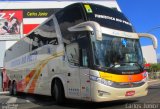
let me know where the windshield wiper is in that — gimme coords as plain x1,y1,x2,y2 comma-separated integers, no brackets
120,61,144,71
130,62,144,71
107,61,143,72
106,63,122,72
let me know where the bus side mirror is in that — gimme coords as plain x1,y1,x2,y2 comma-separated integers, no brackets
143,63,151,70
68,21,102,40
138,33,158,49
66,43,79,65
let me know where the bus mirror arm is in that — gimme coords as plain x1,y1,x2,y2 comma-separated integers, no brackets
138,33,158,49
68,21,102,40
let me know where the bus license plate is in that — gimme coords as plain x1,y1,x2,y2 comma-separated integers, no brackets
125,91,135,96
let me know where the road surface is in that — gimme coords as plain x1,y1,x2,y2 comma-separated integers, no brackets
0,81,160,109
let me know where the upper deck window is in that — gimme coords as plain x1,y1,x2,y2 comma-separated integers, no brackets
56,5,85,42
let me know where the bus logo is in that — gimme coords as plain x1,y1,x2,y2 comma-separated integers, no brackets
84,5,93,13
125,91,135,96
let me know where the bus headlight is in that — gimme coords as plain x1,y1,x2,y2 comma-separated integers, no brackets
142,77,148,82
142,71,148,82
90,75,113,86
143,71,148,77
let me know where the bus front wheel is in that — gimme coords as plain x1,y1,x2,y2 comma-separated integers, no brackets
53,79,65,104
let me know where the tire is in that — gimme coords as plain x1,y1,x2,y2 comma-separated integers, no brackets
53,79,65,104
9,83,13,95
13,82,17,96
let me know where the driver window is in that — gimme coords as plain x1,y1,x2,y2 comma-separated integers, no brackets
66,43,79,66
65,32,90,67
80,48,88,67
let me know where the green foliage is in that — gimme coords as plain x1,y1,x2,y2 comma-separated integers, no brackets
149,63,160,72
148,63,160,79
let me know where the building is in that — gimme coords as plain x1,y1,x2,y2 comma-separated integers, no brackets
0,0,120,91
0,68,3,92
157,54,160,63
142,45,157,63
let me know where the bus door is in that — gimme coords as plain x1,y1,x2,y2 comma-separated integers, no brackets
66,43,91,100
79,50,91,100
77,32,91,100
66,43,81,99
78,34,91,100
65,31,91,99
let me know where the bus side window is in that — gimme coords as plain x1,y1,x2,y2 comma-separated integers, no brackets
28,18,58,51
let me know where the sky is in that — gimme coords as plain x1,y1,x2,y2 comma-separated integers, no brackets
117,0,160,57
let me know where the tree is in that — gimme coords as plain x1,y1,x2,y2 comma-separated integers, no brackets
149,63,160,79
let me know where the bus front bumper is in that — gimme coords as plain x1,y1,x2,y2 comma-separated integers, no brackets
90,81,148,102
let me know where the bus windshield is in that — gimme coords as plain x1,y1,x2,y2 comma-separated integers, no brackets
92,34,143,74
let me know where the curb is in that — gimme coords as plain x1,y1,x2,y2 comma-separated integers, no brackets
148,79,160,86
0,91,9,95
148,79,160,82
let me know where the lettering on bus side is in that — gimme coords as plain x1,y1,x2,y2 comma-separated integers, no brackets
10,51,38,67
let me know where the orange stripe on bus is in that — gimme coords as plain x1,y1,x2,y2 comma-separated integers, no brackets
17,51,64,93
28,62,48,93
17,70,36,92
99,71,146,83
27,52,64,93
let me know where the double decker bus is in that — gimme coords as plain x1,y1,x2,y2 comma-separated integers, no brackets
4,3,157,104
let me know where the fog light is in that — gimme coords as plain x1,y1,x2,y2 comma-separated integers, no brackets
98,90,110,96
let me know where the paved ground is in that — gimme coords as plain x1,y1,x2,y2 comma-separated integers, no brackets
0,80,160,109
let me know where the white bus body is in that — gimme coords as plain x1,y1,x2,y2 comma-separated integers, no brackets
4,3,157,104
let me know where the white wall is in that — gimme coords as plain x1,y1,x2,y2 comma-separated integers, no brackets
142,45,157,63
0,42,6,67
5,41,17,50
0,41,17,67
157,54,160,63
